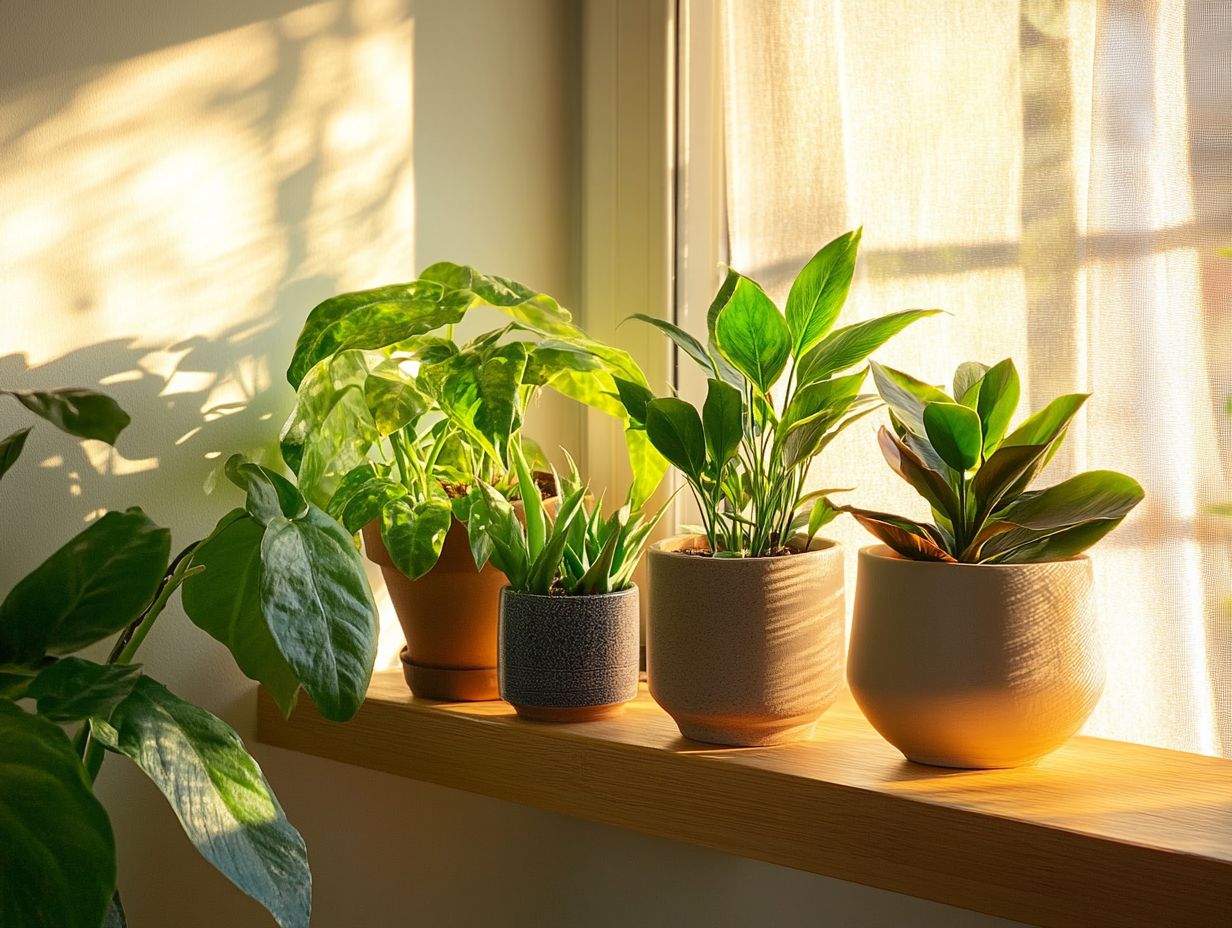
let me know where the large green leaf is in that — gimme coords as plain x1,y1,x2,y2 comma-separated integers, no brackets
0,508,170,663
975,358,1020,454
363,368,428,436
259,507,377,721
626,427,669,508
869,362,951,435
876,426,960,523
702,378,743,469
93,677,310,928
970,442,1049,515
781,370,867,432
436,343,529,463
279,349,376,478
845,508,955,562
338,477,409,535
27,657,142,723
379,497,452,581
781,398,878,469
997,470,1145,533
4,388,130,444
784,229,861,357
419,262,577,337
0,427,31,481
953,361,989,407
796,309,941,385
182,511,301,718
645,397,707,480
714,275,792,394
325,462,392,524
1002,392,1088,448
994,516,1130,563
612,377,655,426
0,700,116,928
225,456,308,526
922,402,983,472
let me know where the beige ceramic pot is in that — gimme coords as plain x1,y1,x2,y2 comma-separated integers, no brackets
848,545,1103,769
646,535,845,746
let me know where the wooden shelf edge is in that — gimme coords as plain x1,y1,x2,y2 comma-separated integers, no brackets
258,673,1232,928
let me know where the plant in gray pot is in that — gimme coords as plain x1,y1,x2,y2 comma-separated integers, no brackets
840,359,1145,768
623,229,940,746
466,442,667,722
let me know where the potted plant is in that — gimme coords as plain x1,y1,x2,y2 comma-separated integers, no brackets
0,385,379,928
282,264,665,699
465,441,667,721
622,229,940,746
841,359,1144,768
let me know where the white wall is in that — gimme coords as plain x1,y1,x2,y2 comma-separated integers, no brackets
1,2,1022,925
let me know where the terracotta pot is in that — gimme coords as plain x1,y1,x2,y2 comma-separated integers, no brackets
499,586,640,722
848,545,1103,769
646,535,845,746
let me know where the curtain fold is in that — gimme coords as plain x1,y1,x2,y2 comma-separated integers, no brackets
721,0,1232,755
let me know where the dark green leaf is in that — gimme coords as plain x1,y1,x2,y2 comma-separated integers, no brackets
182,511,300,717
225,456,309,524
796,308,941,384
876,426,960,523
645,397,707,479
702,378,743,468
260,508,378,721
339,478,409,535
94,677,310,928
5,388,130,444
975,358,1020,454
0,700,116,928
0,508,170,663
998,470,1145,533
28,658,142,722
995,516,1130,563
714,275,792,393
970,442,1049,515
379,497,452,581
784,229,862,356
612,377,655,426
0,427,31,480
923,402,983,472
869,362,951,435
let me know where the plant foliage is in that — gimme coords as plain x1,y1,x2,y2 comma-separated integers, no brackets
842,359,1145,562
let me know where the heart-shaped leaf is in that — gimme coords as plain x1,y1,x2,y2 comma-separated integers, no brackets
0,508,170,663
784,228,861,357
93,677,310,928
27,658,142,723
5,388,130,444
379,497,453,581
923,402,983,472
0,700,116,928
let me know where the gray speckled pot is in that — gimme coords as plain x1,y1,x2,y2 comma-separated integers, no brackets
499,586,640,722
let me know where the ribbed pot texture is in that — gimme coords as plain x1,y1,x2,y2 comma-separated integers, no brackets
499,586,640,722
848,545,1103,769
647,535,845,746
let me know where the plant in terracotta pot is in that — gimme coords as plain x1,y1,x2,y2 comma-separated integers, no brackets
841,358,1145,768
466,442,667,722
622,229,940,746
281,265,665,699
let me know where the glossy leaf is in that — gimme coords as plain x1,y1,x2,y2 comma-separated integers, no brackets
379,497,452,582
28,657,142,723
953,361,988,408
645,397,707,479
923,402,983,472
325,462,391,524
998,470,1145,533
781,370,867,432
0,427,31,481
468,482,528,587
970,442,1049,516
260,508,378,721
796,308,941,384
363,369,428,435
784,228,861,356
436,343,529,463
4,388,130,444
994,516,1130,563
846,509,956,562
339,478,409,535
876,426,960,522
975,358,1020,454
869,361,950,435
782,398,878,469
226,456,308,525
612,376,655,426
702,378,743,469
714,275,792,394
628,314,716,378
94,677,310,928
0,508,170,663
182,511,300,718
0,700,116,928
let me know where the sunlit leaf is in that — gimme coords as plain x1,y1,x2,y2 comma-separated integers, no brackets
922,402,983,472
714,274,792,394
869,361,950,435
379,497,452,581
975,358,1020,454
784,228,861,357
702,378,743,469
796,308,941,384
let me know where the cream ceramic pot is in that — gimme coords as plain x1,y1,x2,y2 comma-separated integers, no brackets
848,545,1103,769
646,535,845,746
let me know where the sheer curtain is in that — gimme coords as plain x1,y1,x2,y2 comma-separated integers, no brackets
719,0,1232,755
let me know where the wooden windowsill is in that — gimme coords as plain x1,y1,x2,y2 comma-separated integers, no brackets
257,672,1232,928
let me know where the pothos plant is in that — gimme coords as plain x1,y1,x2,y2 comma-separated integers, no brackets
465,440,669,596
617,229,939,557
281,263,666,581
841,359,1145,562
0,386,379,928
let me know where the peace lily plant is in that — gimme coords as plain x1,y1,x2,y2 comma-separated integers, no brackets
630,230,940,747
0,387,378,928
844,360,1145,769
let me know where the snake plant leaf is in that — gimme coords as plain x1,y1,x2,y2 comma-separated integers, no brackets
27,657,142,723
796,308,941,385
510,440,546,555
0,700,116,928
997,470,1144,533
4,387,130,444
702,378,743,469
379,497,452,582
645,397,707,480
869,361,951,436
259,507,377,721
714,274,792,394
525,484,587,594
845,508,956,562
0,508,170,663
182,510,300,718
0,427,31,481
628,314,717,378
953,361,989,408
876,426,961,523
923,402,983,472
468,481,528,587
784,228,861,357
93,677,311,928
975,358,1020,454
